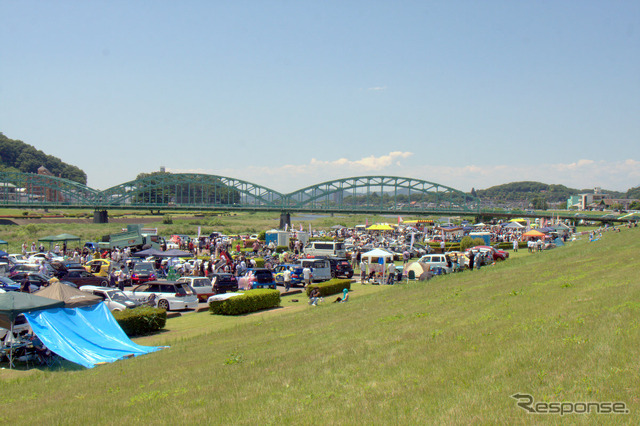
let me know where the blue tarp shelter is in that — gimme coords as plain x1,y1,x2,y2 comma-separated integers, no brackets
24,303,165,368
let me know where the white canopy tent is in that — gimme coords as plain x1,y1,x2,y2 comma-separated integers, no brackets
360,249,395,284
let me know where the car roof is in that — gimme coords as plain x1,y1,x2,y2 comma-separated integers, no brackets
80,285,113,291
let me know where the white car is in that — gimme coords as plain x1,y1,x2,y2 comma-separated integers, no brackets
124,281,198,311
28,253,64,263
176,277,214,302
416,254,454,274
8,254,29,264
79,286,140,311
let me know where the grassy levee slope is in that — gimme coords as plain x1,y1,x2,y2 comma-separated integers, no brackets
1,228,639,424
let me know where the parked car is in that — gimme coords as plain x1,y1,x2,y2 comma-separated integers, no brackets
327,258,354,279
298,258,332,282
50,261,88,278
80,285,141,311
124,281,198,311
56,269,109,288
238,268,276,290
130,262,157,285
28,252,64,263
84,259,131,285
0,276,21,292
84,259,115,276
416,254,455,274
12,262,56,277
208,273,239,294
468,246,509,261
8,254,29,264
176,276,215,302
7,272,52,291
273,264,305,286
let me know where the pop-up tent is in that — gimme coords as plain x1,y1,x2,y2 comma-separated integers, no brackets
0,292,65,368
0,292,64,330
34,281,102,308
522,229,546,238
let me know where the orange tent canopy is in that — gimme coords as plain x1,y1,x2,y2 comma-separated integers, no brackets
522,229,545,237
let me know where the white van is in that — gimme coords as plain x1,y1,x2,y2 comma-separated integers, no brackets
298,258,332,282
303,241,347,258
416,254,454,274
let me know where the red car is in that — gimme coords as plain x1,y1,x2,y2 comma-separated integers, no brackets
467,246,509,261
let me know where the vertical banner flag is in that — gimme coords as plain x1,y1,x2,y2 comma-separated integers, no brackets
197,226,201,238
285,223,288,231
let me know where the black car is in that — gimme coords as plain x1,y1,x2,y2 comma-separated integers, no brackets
8,271,77,291
327,258,354,279
50,261,86,279
208,272,239,294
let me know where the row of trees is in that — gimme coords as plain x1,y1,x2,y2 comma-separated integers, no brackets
0,133,87,184
133,171,241,205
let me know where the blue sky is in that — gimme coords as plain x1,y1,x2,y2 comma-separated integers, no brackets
1,1,638,193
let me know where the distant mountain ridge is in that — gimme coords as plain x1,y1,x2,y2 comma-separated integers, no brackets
0,132,87,184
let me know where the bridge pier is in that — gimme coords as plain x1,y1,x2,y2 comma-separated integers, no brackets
93,210,109,224
279,212,291,230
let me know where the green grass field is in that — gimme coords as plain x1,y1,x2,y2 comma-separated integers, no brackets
1,225,638,423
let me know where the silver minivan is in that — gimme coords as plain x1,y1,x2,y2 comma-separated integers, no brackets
298,258,332,282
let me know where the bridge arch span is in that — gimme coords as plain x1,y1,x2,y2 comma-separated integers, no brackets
284,176,478,212
96,173,284,208
0,171,97,207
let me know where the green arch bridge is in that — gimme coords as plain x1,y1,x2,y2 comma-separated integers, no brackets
0,171,627,224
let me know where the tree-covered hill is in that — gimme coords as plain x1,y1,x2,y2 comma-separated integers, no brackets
0,132,87,184
475,181,626,204
627,186,640,200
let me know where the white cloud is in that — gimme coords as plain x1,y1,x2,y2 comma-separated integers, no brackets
367,86,387,91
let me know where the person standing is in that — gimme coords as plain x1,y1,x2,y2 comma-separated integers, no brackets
283,268,292,292
302,266,312,288
359,259,367,284
117,266,128,291
512,238,518,252
387,262,396,285
468,250,475,271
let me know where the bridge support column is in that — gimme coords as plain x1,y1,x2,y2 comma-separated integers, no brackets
93,210,109,224
279,212,291,230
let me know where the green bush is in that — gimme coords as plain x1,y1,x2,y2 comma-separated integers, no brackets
112,306,167,336
496,241,527,250
275,245,288,253
253,257,265,268
306,279,351,297
257,230,266,241
209,289,280,315
162,215,173,224
460,236,474,251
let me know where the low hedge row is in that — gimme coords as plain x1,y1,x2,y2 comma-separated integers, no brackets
209,289,280,315
495,241,528,250
112,306,167,336
305,279,351,297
